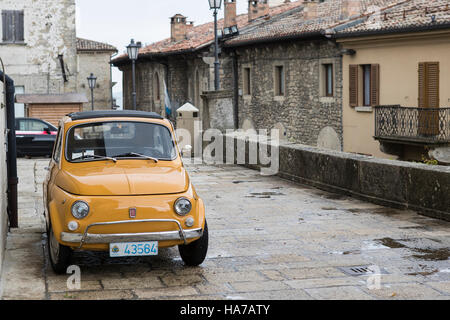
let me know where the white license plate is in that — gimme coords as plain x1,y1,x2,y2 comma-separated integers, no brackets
110,241,158,257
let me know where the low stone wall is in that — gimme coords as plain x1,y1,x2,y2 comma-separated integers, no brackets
221,133,450,221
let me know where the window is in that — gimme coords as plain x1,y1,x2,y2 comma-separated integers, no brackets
243,67,251,96
53,128,63,163
362,65,371,106
2,10,24,43
324,64,334,97
17,119,50,132
418,62,440,136
274,65,285,96
349,64,379,107
153,72,160,102
66,121,177,162
14,86,25,117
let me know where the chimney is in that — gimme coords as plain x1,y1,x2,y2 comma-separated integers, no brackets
303,0,318,20
225,0,237,28
342,0,362,18
248,0,270,22
171,14,188,42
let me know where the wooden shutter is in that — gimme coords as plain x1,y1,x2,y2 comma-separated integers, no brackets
370,64,380,106
418,62,426,108
2,10,14,42
349,64,358,107
426,62,439,108
418,62,440,135
14,11,24,42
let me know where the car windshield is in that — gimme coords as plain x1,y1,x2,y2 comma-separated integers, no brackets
66,121,177,162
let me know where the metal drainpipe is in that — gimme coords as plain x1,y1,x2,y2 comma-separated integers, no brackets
0,65,18,229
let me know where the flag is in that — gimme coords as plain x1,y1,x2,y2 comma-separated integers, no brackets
164,80,172,117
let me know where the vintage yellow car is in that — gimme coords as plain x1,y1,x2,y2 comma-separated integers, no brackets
43,111,207,274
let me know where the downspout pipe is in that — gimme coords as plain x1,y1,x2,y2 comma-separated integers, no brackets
0,69,18,229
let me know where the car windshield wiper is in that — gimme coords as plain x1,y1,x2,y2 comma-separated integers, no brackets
73,154,117,163
113,152,159,163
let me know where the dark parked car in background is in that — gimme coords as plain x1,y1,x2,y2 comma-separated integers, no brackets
15,118,58,157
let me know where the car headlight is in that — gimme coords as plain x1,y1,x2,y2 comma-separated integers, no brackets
174,197,192,216
71,201,90,219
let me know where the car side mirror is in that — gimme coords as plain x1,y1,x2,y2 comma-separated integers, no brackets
44,127,51,134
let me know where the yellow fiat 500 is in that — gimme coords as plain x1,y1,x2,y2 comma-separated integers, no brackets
44,111,207,274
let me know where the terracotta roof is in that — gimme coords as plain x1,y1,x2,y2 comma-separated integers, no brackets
334,0,450,37
224,0,404,46
77,37,118,53
112,0,304,64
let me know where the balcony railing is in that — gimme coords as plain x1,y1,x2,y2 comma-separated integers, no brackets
374,105,450,144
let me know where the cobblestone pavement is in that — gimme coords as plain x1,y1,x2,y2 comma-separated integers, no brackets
0,158,449,300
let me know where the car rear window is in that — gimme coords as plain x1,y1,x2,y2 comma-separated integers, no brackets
65,121,177,162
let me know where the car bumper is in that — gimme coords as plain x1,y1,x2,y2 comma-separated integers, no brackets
60,219,203,249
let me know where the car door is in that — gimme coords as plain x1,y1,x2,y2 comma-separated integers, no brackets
16,119,57,155
44,124,63,230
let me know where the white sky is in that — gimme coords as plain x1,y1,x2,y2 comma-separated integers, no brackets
75,0,251,105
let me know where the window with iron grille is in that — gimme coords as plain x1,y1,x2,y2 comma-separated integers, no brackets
2,10,24,43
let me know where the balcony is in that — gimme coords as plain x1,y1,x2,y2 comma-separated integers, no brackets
374,105,450,146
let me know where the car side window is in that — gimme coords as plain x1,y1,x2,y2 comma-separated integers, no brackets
53,127,63,163
28,120,48,132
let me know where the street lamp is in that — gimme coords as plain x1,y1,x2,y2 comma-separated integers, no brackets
127,38,140,110
87,73,97,111
208,0,222,91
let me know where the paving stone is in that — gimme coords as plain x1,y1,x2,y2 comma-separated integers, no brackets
1,158,449,300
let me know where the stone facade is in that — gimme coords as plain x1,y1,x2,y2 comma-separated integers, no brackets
114,0,344,151
235,40,343,148
0,0,78,95
76,39,117,111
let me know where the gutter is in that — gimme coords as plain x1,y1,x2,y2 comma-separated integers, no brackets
222,31,323,48
332,22,450,39
0,65,18,229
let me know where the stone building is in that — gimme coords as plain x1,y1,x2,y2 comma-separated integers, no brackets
0,0,117,117
112,0,397,151
113,1,304,116
77,38,118,110
0,0,78,117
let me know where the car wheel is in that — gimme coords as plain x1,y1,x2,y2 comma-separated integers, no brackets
178,221,209,266
48,224,72,274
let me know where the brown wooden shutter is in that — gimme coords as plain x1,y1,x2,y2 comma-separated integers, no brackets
349,64,358,107
426,62,439,108
418,62,440,135
418,62,426,108
370,64,380,106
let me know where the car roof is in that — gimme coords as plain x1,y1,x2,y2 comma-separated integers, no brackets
66,110,164,121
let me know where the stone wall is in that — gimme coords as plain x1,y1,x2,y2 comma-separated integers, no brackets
0,0,78,95
120,55,212,116
235,40,343,149
221,132,450,221
77,51,114,111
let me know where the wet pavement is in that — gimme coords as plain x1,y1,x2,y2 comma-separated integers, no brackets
0,158,449,300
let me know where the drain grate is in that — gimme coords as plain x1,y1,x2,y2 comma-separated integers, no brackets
338,265,389,276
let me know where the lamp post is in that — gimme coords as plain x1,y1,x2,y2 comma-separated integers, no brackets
87,73,97,111
208,0,222,91
127,39,140,110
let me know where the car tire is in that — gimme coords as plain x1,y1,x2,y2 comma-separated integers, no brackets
48,224,72,274
178,221,208,266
